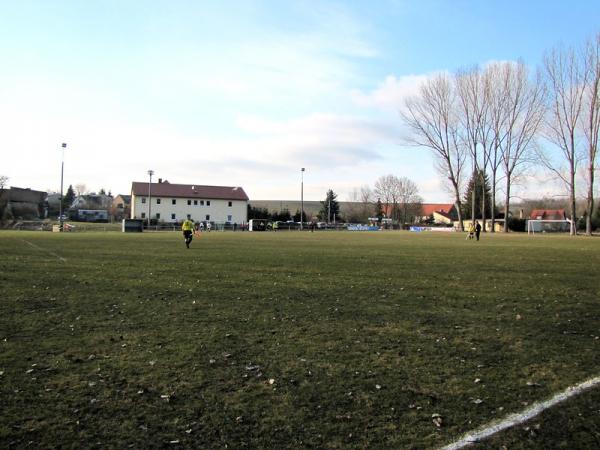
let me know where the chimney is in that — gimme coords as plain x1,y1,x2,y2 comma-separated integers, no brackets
158,178,162,183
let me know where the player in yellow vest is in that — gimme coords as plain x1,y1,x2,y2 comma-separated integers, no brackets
182,218,195,248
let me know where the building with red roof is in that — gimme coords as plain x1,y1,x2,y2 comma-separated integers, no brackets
529,209,567,220
131,179,248,224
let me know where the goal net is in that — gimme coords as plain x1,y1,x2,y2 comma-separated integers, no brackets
527,219,572,234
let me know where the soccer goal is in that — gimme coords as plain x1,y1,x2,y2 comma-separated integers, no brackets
527,219,572,234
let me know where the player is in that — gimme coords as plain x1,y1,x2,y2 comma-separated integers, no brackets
182,218,195,248
467,222,475,240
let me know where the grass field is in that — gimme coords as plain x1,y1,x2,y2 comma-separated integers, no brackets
1,230,599,449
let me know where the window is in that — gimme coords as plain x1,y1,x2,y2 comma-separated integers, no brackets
187,200,191,205
227,215,232,222
207,200,211,206
194,200,198,205
228,201,232,207
117,203,123,208
172,199,177,205
205,214,210,221
171,213,176,220
200,200,204,206
141,197,146,204
156,213,160,219
187,214,191,220
141,212,146,218
156,198,161,204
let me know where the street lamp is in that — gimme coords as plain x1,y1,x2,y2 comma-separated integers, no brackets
300,168,305,230
59,143,67,231
147,170,154,228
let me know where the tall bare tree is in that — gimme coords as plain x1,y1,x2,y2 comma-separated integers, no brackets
403,74,467,230
346,185,374,222
456,66,491,227
395,176,421,224
500,62,546,232
541,45,588,235
374,174,399,220
484,63,512,233
582,33,600,235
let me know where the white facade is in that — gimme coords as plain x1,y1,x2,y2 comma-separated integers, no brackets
131,195,247,224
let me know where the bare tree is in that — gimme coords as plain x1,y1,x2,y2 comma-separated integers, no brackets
496,62,545,232
395,176,421,224
75,183,88,196
456,66,491,227
582,33,600,235
403,74,467,230
374,174,398,220
359,185,374,221
484,63,513,232
541,45,588,235
0,175,9,221
346,185,374,222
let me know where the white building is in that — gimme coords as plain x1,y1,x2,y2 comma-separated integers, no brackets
130,180,249,224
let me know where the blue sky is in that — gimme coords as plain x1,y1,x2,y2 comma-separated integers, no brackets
1,1,598,201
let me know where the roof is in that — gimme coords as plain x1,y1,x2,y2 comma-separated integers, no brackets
115,194,131,203
530,209,566,219
131,182,249,201
6,187,46,203
421,203,455,216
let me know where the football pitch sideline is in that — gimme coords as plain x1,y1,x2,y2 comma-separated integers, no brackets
1,230,599,448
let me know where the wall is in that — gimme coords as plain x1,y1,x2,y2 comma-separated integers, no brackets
132,195,247,223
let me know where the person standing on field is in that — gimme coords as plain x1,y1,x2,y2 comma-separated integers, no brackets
467,222,475,240
182,218,195,248
475,220,482,241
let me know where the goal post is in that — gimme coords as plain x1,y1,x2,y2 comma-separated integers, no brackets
527,219,572,234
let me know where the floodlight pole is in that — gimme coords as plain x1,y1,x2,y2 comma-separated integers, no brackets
147,170,154,228
300,168,305,230
59,143,67,231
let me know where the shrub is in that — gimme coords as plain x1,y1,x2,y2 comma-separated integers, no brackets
507,217,526,232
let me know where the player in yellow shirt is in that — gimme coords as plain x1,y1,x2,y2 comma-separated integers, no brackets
182,218,195,248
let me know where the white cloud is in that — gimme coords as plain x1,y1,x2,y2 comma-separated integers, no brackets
351,74,431,111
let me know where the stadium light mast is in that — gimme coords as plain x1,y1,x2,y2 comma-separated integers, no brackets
147,170,154,228
59,143,67,231
300,168,305,230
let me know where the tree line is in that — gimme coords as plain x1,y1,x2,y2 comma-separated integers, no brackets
401,32,600,235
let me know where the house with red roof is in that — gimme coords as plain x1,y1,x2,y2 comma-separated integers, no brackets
529,209,567,220
131,179,249,224
419,203,458,224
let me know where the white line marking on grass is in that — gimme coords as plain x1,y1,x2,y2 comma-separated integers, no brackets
440,375,600,450
22,240,67,263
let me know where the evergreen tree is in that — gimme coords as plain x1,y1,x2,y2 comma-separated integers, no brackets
318,189,340,222
463,170,494,219
247,205,269,220
292,209,307,222
271,209,291,222
63,184,76,211
99,188,106,195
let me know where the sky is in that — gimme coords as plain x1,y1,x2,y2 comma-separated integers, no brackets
1,0,598,202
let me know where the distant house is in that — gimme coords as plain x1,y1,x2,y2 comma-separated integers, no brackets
69,193,113,221
530,209,567,220
419,203,458,224
0,187,47,220
130,180,249,224
111,194,131,221
71,193,113,211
